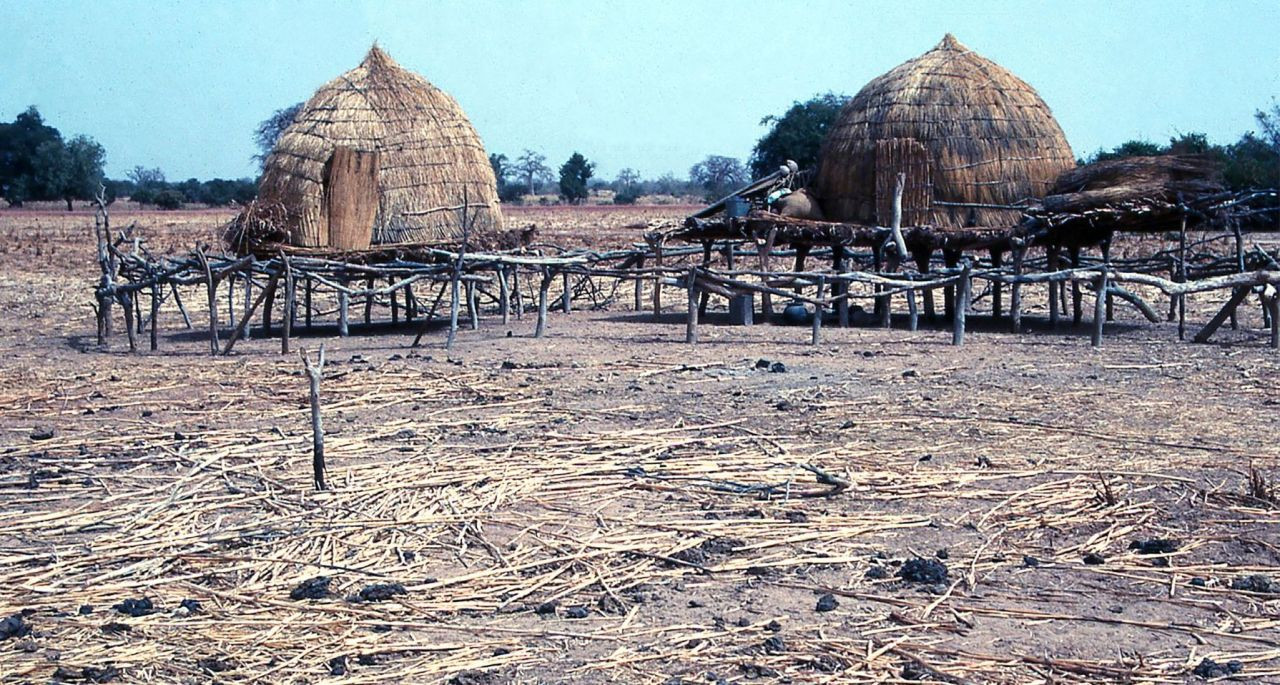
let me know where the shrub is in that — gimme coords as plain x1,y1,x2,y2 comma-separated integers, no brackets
152,189,185,210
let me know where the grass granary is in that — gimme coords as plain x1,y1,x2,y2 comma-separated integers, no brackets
813,33,1076,235
228,45,503,255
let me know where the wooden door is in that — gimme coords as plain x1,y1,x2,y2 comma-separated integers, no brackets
323,146,379,250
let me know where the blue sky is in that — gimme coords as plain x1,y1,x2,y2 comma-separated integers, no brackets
3,0,1278,182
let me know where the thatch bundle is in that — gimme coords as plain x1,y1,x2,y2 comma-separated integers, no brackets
1041,155,1223,213
231,45,502,253
814,34,1075,230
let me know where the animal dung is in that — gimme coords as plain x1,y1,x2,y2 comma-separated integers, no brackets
351,583,407,603
289,576,333,601
113,598,155,617
815,594,839,612
897,558,948,585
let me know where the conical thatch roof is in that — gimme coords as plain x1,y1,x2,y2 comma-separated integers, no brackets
814,34,1075,230
247,45,502,249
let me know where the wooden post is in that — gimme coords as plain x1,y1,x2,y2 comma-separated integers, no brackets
990,249,1003,319
121,291,138,352
633,257,645,311
1231,221,1245,330
1091,269,1108,348
391,279,400,324
685,266,699,345
882,172,905,329
943,250,960,321
698,241,712,318
757,227,777,323
498,267,510,325
467,280,479,330
1194,287,1251,343
952,262,970,346
513,268,524,320
1101,236,1115,322
561,272,572,314
304,276,313,331
364,276,374,325
198,249,219,355
535,267,551,338
872,244,885,321
1010,243,1025,334
446,271,461,350
652,239,664,321
281,257,295,355
1047,246,1061,329
405,283,417,321
135,290,144,336
833,245,849,327
169,282,192,330
300,346,327,491
1070,245,1083,327
227,273,238,333
1270,294,1279,349
149,282,160,351
261,274,277,337
338,290,350,337
907,277,919,332
914,249,936,321
812,276,825,345
880,268,892,329
92,195,114,345
1177,215,1188,340
222,273,275,355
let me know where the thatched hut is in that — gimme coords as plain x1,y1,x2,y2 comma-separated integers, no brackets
232,45,502,252
814,34,1075,232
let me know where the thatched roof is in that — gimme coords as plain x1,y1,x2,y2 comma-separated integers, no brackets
1042,154,1222,213
814,34,1075,231
240,45,502,250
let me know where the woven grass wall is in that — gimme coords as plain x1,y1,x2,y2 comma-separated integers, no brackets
253,46,503,248
815,34,1075,230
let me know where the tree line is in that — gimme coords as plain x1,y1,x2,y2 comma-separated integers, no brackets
4,97,1276,211
0,106,255,210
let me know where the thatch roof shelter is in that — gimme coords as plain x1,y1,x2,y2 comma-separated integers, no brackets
814,34,1075,232
234,45,502,252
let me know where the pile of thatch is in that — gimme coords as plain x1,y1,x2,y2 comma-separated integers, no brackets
1041,155,1223,213
232,45,503,253
814,34,1075,230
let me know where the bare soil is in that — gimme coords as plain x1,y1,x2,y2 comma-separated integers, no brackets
0,206,1278,683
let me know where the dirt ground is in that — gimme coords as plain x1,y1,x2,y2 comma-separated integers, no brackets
1,206,1278,684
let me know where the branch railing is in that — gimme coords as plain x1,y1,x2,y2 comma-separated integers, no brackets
93,225,1280,356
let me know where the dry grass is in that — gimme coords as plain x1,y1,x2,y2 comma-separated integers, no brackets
1,207,1279,683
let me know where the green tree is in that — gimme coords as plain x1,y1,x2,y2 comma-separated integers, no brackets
1089,139,1164,163
489,153,509,185
749,92,846,178
253,102,303,168
689,155,748,201
152,189,185,210
33,135,105,210
1223,133,1279,190
612,168,642,204
0,106,63,206
514,149,551,195
127,166,166,205
490,152,525,203
558,152,594,204
614,168,640,190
